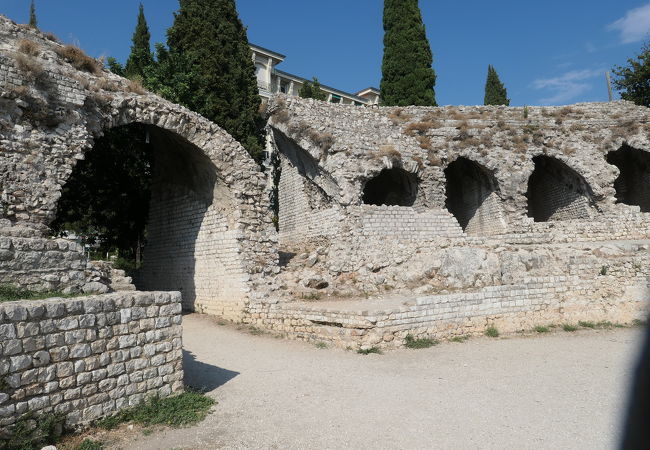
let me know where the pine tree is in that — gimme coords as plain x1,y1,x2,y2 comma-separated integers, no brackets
125,4,154,80
163,0,263,161
484,65,510,106
299,77,328,101
380,0,436,106
612,43,650,107
28,0,37,29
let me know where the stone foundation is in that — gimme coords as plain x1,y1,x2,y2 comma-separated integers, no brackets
0,291,184,432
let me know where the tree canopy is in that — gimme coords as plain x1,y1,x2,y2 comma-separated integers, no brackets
612,43,650,107
29,0,37,28
125,4,154,80
157,0,264,162
380,0,436,106
484,65,510,106
299,77,328,101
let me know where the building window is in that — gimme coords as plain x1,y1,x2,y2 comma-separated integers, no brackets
330,94,341,104
280,81,290,94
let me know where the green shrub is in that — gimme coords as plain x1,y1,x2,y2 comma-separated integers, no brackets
97,392,214,430
485,326,500,338
578,321,595,329
404,335,439,349
450,335,469,343
534,325,550,333
75,439,104,450
563,324,578,332
3,412,65,450
357,347,382,355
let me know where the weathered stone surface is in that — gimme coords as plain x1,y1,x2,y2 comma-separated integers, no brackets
0,292,183,430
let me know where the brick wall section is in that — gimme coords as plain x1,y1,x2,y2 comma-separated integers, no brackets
140,183,247,316
0,292,183,430
353,205,463,239
248,274,649,349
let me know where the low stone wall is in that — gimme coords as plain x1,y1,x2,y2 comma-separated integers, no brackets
247,274,650,349
0,291,183,432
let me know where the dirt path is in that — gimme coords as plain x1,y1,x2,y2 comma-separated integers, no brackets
104,314,643,450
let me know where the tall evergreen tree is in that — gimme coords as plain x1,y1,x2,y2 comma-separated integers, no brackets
484,65,510,106
299,77,328,101
380,0,436,106
28,0,37,29
612,43,650,107
163,0,264,161
125,4,154,80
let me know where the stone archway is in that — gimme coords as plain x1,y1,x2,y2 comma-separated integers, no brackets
362,168,418,207
444,157,506,234
607,144,650,212
526,155,595,222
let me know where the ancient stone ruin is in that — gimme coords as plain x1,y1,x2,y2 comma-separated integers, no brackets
1,14,650,428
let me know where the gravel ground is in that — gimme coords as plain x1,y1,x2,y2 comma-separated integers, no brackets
105,314,644,450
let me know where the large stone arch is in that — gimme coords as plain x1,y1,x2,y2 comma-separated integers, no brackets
607,144,650,212
444,157,507,235
0,19,277,316
526,155,596,222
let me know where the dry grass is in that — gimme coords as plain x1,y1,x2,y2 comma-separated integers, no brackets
427,151,442,166
18,39,39,56
55,45,101,75
559,106,575,116
448,110,466,121
388,108,413,124
412,155,425,170
43,32,60,43
271,108,290,124
376,144,402,160
562,146,577,156
513,135,527,153
308,130,335,152
416,135,433,150
404,121,438,136
92,78,119,92
127,79,146,95
288,121,311,140
14,53,44,79
569,123,586,132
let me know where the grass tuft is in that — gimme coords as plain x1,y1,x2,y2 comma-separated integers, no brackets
578,321,596,329
563,324,578,332
485,326,500,338
534,325,550,333
404,335,439,349
74,439,104,450
315,342,328,349
3,412,65,450
0,284,84,303
96,392,214,430
55,45,101,75
450,335,469,343
357,347,382,355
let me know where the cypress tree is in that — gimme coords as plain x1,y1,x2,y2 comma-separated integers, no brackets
380,0,436,106
484,65,510,106
28,0,37,29
125,4,154,80
299,77,328,101
164,0,263,161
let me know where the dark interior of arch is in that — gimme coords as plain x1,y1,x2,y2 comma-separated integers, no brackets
362,167,418,206
526,155,594,222
444,157,497,230
52,123,217,308
607,144,650,212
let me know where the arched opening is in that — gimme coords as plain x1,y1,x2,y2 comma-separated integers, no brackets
526,155,594,222
606,144,650,212
52,123,240,311
362,168,418,206
444,157,504,233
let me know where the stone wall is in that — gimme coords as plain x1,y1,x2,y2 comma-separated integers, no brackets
0,291,183,432
0,17,278,314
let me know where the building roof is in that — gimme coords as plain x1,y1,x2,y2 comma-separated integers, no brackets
250,43,286,61
274,69,368,103
356,87,381,96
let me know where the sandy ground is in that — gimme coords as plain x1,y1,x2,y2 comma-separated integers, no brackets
100,314,644,450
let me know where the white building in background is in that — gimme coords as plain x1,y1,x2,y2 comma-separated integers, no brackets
251,44,380,106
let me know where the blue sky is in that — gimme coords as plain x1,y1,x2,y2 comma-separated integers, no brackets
2,1,649,106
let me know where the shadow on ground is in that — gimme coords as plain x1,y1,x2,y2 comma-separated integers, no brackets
183,349,239,392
